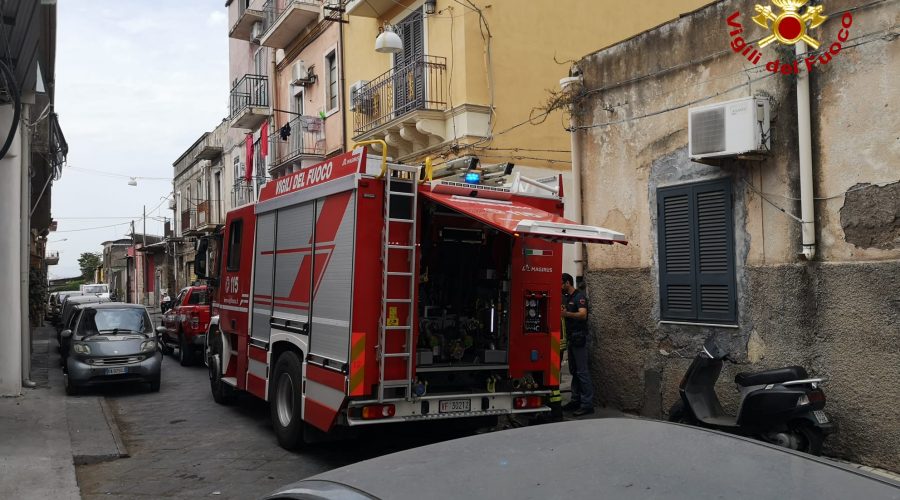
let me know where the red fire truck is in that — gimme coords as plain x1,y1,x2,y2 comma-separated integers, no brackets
195,146,626,449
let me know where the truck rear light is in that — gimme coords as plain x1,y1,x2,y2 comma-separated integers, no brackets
190,314,200,329
361,404,396,419
513,396,542,409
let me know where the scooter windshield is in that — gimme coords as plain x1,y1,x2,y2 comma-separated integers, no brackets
702,337,728,359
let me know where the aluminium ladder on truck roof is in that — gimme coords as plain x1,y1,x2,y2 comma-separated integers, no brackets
377,163,421,402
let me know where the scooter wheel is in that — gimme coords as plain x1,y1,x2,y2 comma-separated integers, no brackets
792,423,825,456
667,400,697,424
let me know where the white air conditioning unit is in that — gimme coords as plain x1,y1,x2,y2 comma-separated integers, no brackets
250,21,264,43
349,80,372,113
688,96,770,161
291,60,315,86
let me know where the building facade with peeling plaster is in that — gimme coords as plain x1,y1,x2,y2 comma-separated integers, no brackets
572,0,899,471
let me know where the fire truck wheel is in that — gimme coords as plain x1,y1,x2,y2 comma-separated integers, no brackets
208,333,235,405
270,351,306,450
179,334,194,367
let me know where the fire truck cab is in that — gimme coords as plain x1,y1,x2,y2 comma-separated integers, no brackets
197,147,626,449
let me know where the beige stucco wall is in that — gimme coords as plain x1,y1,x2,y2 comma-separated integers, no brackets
575,0,900,471
343,0,713,168
274,22,343,155
579,0,900,270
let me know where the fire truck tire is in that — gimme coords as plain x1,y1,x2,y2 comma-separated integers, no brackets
208,333,236,405
179,334,194,367
270,351,306,450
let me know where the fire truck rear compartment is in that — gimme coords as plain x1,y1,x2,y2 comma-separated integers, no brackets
415,200,513,394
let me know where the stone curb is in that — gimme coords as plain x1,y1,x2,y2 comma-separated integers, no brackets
99,398,129,460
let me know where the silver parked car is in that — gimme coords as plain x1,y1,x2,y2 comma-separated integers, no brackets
62,303,162,395
265,418,900,500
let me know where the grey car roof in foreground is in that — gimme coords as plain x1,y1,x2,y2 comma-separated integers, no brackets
265,418,900,500
87,302,147,309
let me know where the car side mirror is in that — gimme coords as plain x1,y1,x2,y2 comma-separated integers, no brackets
61,329,73,339
156,326,167,335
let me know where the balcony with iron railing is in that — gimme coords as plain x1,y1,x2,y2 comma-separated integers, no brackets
46,251,60,266
230,74,270,130
229,1,266,41
260,0,321,49
232,177,266,208
194,200,223,232
269,115,325,174
352,54,492,160
352,55,448,138
181,209,196,233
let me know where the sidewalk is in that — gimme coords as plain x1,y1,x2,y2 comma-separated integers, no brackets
0,326,81,499
0,326,128,499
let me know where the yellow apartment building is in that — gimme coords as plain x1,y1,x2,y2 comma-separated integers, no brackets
341,0,711,170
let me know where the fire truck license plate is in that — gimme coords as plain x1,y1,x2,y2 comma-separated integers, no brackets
439,399,470,413
813,410,829,424
105,367,126,376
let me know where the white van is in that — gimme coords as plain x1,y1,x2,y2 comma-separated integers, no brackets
80,283,110,299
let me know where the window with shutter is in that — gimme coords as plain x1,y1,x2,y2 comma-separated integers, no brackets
393,8,424,115
658,178,736,323
326,51,338,112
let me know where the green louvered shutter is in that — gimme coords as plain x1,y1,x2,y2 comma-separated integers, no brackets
658,179,736,323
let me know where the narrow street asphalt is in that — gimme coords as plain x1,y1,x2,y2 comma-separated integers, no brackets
74,351,498,499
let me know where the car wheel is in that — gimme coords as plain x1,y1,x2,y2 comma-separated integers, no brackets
667,400,697,425
64,374,79,396
160,336,174,355
208,332,236,405
270,351,306,450
179,334,193,367
148,377,161,392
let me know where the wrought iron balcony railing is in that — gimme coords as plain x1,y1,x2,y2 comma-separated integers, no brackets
181,209,195,232
232,177,266,207
270,115,325,167
352,55,447,136
195,200,223,228
230,74,269,120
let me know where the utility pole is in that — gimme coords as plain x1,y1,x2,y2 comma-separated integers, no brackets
130,220,135,303
143,205,148,306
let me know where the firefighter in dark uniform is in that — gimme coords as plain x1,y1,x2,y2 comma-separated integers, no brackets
561,273,594,416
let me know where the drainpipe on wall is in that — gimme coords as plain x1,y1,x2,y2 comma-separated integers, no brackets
339,16,347,153
270,46,278,178
796,41,816,260
20,100,35,388
560,72,585,280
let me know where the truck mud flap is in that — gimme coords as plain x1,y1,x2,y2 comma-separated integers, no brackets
304,364,347,432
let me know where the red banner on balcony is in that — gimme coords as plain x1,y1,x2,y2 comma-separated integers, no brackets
245,133,254,182
260,120,269,157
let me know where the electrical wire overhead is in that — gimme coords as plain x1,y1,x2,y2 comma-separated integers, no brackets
67,166,170,181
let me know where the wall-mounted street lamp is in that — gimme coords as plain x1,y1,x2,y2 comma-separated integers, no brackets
424,0,437,15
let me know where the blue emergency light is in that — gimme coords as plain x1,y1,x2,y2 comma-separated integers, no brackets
464,171,481,184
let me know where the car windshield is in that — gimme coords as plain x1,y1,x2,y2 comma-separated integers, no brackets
187,290,209,305
83,285,108,294
78,308,151,336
